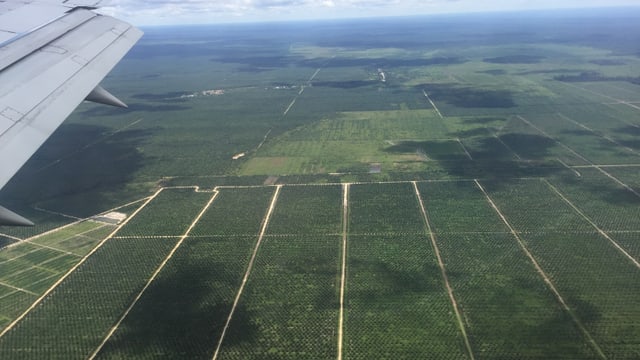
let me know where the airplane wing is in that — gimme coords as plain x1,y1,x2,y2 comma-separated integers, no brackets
0,0,142,225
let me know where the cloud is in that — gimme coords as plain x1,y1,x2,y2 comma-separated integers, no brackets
103,0,419,19
99,0,640,25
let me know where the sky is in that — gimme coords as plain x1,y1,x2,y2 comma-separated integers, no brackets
99,0,640,26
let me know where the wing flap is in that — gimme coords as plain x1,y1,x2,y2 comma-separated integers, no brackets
0,10,96,69
1,13,131,103
0,2,70,35
0,0,83,44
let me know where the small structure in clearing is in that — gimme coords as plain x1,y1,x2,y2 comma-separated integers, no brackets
180,89,225,99
202,89,224,96
263,176,279,185
93,212,127,225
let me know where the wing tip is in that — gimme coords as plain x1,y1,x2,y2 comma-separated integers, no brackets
85,85,128,108
0,206,34,226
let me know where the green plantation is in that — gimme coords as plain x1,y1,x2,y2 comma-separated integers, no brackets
2,177,636,358
1,9,640,359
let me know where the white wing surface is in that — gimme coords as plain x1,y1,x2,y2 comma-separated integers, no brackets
0,0,143,225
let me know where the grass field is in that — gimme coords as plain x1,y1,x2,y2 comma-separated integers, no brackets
1,8,639,359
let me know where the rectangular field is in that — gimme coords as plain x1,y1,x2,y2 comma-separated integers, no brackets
0,188,214,358
418,181,598,359
519,113,640,165
217,184,342,358
345,182,467,359
484,179,640,358
115,188,213,237
348,182,425,234
344,233,466,359
190,187,276,237
0,237,179,359
216,235,341,359
95,186,276,358
0,220,118,332
0,180,638,358
95,236,259,359
549,168,640,231
266,184,343,235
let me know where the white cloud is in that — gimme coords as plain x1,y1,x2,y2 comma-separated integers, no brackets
99,0,640,26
